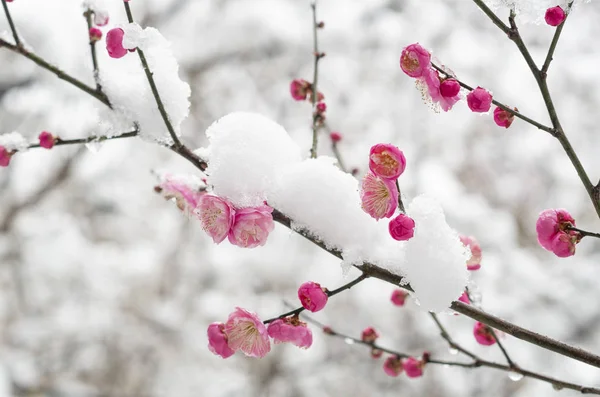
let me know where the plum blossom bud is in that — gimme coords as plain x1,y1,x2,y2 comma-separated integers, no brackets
459,235,482,271
298,281,328,312
360,172,398,220
316,102,327,113
330,131,342,143
545,6,566,26
223,307,270,358
38,131,56,149
383,356,403,377
390,289,408,306
473,322,496,346
536,208,580,257
290,79,311,101
0,146,12,167
267,317,313,349
106,28,127,59
93,10,109,26
228,205,275,248
439,78,460,98
196,195,235,244
371,348,383,359
403,357,425,378
369,143,406,180
361,327,379,343
207,322,235,359
467,87,493,113
388,214,415,241
89,27,103,42
493,106,516,128
458,291,470,304
400,43,431,78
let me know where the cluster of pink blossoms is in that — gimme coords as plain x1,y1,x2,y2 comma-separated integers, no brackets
359,143,416,241
536,208,581,257
0,131,56,168
383,354,427,378
208,282,328,359
400,43,518,129
289,79,327,125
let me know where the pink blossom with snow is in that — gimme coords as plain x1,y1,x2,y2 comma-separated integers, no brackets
228,205,274,248
360,172,398,220
196,195,235,244
459,235,482,271
388,213,415,241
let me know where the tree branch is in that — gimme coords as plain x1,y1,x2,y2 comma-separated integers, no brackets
26,129,138,150
84,9,102,92
1,0,20,47
309,1,323,159
541,1,574,77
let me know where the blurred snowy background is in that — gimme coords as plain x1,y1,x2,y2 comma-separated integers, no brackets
1,0,600,396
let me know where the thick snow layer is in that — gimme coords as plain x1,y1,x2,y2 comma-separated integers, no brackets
0,132,28,151
99,24,191,144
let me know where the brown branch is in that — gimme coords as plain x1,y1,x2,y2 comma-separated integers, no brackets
26,129,138,150
263,273,369,324
309,1,323,159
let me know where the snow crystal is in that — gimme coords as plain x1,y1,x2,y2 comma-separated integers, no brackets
483,0,591,24
0,132,28,151
404,196,470,312
99,24,191,144
203,112,302,207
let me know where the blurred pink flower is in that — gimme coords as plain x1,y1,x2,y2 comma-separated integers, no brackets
207,322,235,359
467,87,493,113
330,131,342,143
360,172,398,220
38,131,56,149
390,289,408,306
0,146,12,167
536,208,580,257
228,205,274,248
361,327,380,343
459,235,482,271
298,281,328,312
400,43,431,78
545,6,566,26
458,291,470,305
316,102,327,113
383,356,403,377
106,28,127,59
267,317,313,349
224,307,271,358
93,11,109,26
290,79,311,101
369,143,406,180
493,106,515,128
89,27,103,42
196,195,235,244
389,214,415,241
403,357,424,378
473,322,496,346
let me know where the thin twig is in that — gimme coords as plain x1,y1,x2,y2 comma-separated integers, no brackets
263,273,368,324
541,1,574,77
309,1,323,159
331,142,347,173
1,0,20,47
395,179,406,213
84,9,102,92
489,329,517,368
429,313,478,360
566,226,600,240
26,130,138,150
472,0,511,35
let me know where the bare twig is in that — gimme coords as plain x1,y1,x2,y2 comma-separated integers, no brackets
309,1,323,158
84,9,102,92
1,0,20,47
541,1,574,77
26,129,138,150
566,226,600,240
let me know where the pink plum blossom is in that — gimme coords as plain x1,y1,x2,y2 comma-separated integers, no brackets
467,87,493,113
371,349,383,359
459,235,482,271
290,79,310,101
400,43,431,78
316,102,327,113
228,205,274,248
403,357,424,378
389,214,415,241
493,106,515,128
196,195,235,244
0,146,12,167
473,322,496,346
545,6,566,26
330,131,342,143
536,208,580,257
390,289,408,306
360,172,398,220
38,131,56,149
106,28,127,59
156,175,205,214
458,291,470,305
361,327,379,343
207,322,235,359
298,281,328,312
420,68,461,112
383,356,403,377
369,143,406,180
223,307,270,358
267,317,313,349
89,27,103,42
439,78,460,98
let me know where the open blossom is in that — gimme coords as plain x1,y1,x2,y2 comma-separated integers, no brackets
106,28,127,59
493,106,515,128
298,281,328,312
467,87,493,113
207,322,235,359
473,322,496,346
361,327,380,343
403,357,425,378
290,79,311,101
196,195,235,244
228,205,274,248
383,356,403,377
157,175,205,214
459,235,482,271
421,68,461,112
223,307,270,358
545,6,566,26
0,146,12,167
536,208,580,257
38,131,56,149
400,43,431,78
389,214,415,241
267,317,313,349
391,289,408,306
369,143,406,180
360,172,398,220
